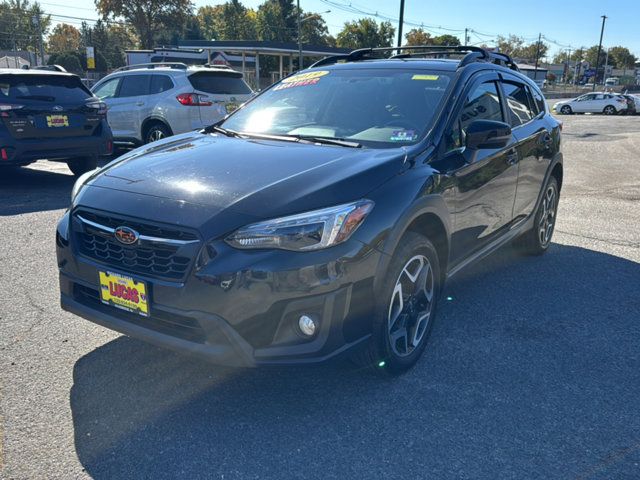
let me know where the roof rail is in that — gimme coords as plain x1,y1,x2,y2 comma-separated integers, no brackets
113,62,189,72
310,45,519,72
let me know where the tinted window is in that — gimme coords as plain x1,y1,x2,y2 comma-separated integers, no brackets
189,72,252,95
222,68,452,148
93,77,120,100
118,75,151,97
530,84,546,114
501,81,535,126
0,74,92,103
446,81,503,150
150,75,173,94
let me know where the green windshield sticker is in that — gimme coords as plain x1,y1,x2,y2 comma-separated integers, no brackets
412,74,440,81
274,70,330,91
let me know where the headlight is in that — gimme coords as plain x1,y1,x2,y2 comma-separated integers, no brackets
71,169,98,204
226,200,374,251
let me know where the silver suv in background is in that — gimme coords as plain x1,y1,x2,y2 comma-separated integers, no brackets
91,63,253,145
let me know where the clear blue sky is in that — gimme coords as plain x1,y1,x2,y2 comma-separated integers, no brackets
47,0,640,59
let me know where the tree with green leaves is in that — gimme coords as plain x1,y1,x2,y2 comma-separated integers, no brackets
336,18,395,49
607,46,637,69
198,1,257,41
299,11,334,46
256,0,295,42
495,34,525,56
0,0,50,52
95,0,192,49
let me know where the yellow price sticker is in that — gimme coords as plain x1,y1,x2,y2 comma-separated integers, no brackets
412,74,440,81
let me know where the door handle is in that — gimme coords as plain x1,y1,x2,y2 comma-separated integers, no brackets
136,101,144,107
506,149,519,165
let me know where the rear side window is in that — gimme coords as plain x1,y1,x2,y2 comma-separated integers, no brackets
188,72,252,95
150,75,174,94
501,81,536,127
0,74,92,103
529,85,546,114
118,75,151,97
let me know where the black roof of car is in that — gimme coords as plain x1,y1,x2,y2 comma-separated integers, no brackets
0,68,78,77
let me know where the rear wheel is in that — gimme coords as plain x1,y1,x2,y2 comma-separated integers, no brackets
144,122,171,144
353,232,441,375
603,105,617,115
66,156,97,176
560,105,572,115
516,176,559,255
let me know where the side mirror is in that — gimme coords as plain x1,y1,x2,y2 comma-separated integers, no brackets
465,120,512,150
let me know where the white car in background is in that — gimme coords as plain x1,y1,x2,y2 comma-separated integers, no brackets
553,92,628,115
91,63,253,145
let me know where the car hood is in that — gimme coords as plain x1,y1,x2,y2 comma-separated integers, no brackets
85,131,405,220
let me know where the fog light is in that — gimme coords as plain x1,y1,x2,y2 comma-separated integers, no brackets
298,315,317,337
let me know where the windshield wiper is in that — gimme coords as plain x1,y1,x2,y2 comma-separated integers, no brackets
286,135,362,148
209,125,242,138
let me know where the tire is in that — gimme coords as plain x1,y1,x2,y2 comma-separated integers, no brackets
352,232,441,376
66,156,97,176
603,105,617,115
144,122,171,144
516,176,560,255
560,105,572,115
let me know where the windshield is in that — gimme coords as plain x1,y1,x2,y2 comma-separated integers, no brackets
221,68,452,148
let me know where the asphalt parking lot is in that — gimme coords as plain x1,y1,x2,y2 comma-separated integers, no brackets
1,114,639,479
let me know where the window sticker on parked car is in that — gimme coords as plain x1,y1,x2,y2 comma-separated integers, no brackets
412,74,440,81
274,70,330,91
390,129,417,141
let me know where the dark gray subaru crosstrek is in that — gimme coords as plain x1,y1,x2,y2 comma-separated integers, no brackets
57,46,563,374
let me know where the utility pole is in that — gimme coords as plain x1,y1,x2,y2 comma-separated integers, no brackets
397,0,405,48
533,33,542,82
297,0,302,70
593,14,607,91
464,28,469,46
32,13,45,66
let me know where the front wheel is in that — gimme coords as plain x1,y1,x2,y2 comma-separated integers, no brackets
603,105,617,115
560,105,572,115
66,156,97,176
353,232,441,375
516,176,559,255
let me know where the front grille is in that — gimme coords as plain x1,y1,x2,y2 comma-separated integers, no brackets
74,284,207,344
72,209,200,281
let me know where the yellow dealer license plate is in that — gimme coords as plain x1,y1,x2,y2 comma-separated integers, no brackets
99,271,149,317
46,114,69,127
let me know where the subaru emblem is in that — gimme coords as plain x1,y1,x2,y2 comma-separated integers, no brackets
114,226,139,245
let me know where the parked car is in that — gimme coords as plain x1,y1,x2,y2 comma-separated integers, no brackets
553,92,628,115
91,63,253,145
0,69,112,175
58,46,563,374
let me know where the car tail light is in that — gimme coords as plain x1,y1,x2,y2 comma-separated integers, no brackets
88,101,108,116
1,148,8,160
176,93,212,106
0,104,24,117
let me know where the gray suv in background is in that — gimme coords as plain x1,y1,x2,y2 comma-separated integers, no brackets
91,63,253,145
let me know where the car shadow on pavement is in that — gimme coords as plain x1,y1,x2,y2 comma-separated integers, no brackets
70,243,640,479
0,164,75,215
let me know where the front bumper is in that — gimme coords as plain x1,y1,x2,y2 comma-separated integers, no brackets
57,211,379,366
